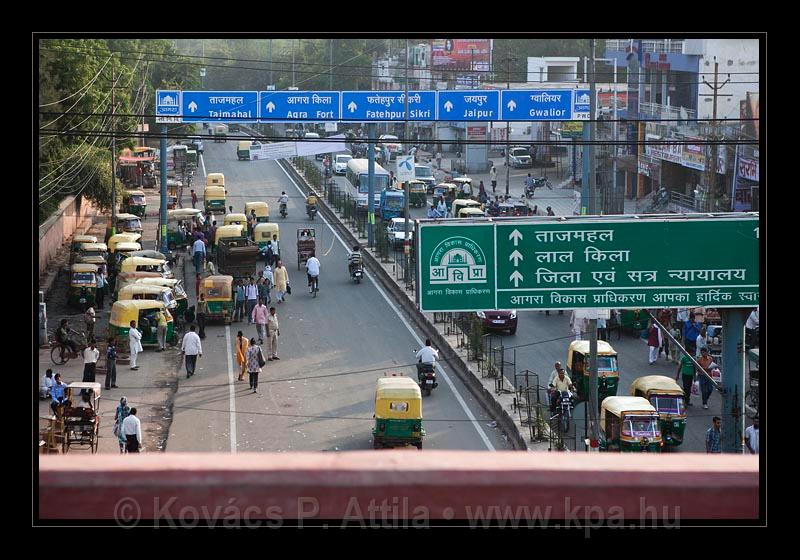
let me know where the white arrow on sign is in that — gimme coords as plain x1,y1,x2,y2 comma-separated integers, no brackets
444,100,454,112
348,101,357,113
188,101,198,113
266,101,275,113
507,99,517,111
509,250,523,266
508,229,523,246
510,270,524,287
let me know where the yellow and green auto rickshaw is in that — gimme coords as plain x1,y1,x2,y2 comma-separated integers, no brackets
204,185,227,213
457,207,485,219
213,224,244,251
109,242,142,273
107,233,141,253
109,299,175,347
599,396,663,452
253,222,280,259
237,140,252,161
244,201,270,224
118,256,173,278
68,264,98,310
71,235,98,254
406,180,428,208
76,243,109,266
629,376,687,447
117,284,178,313
167,208,205,249
213,124,227,143
186,149,198,167
372,374,425,450
451,176,474,199
121,189,147,218
199,275,234,325
432,183,458,211
567,340,620,404
114,213,144,235
206,172,225,187
136,277,188,317
112,271,163,300
224,213,247,227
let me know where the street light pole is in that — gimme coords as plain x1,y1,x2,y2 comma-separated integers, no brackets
403,39,411,285
504,54,515,196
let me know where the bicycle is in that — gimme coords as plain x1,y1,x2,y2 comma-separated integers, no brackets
50,328,88,365
309,275,319,298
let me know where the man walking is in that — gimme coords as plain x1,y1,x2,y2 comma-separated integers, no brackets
82,339,99,386
190,189,198,209
234,280,245,322
705,416,722,454
257,270,271,305
84,306,96,341
436,150,442,170
490,164,497,193
745,416,759,455
129,320,143,371
192,235,206,274
273,260,289,304
181,324,203,379
657,308,672,359
267,306,280,360
676,352,695,407
646,320,662,365
696,347,716,409
95,270,106,310
196,293,208,339
252,297,269,345
105,337,118,389
682,312,702,354
155,308,168,352
122,407,142,453
245,277,259,323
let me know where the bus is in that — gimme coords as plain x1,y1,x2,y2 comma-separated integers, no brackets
345,158,391,212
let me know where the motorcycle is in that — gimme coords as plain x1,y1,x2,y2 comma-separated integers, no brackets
349,260,364,284
525,177,552,199
415,360,438,397
306,204,318,221
647,188,670,212
279,203,288,219
557,390,574,433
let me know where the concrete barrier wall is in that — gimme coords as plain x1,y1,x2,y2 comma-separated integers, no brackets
38,195,102,275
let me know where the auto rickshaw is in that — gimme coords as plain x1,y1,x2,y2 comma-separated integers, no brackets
244,201,270,224
237,140,252,161
372,374,425,450
119,256,173,278
166,180,179,210
112,271,163,300
629,375,687,447
134,146,157,159
109,299,176,347
206,172,225,187
213,223,244,249
186,149,198,167
214,124,227,143
599,396,663,452
136,277,188,317
407,180,428,208
619,309,647,333
114,213,144,235
204,185,227,213
199,275,234,324
457,207,485,219
433,183,457,210
76,243,109,266
452,176,474,199
118,284,178,312
71,235,98,254
109,242,142,272
567,340,619,404
452,198,482,217
224,213,248,226
253,222,280,254
68,263,98,310
122,189,147,218
107,233,141,253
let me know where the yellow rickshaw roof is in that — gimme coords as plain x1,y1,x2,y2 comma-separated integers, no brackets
225,213,248,222
453,199,481,207
452,177,473,183
458,208,485,217
238,140,252,149
629,376,684,396
204,185,226,197
109,233,141,242
375,376,422,399
168,208,203,219
122,256,165,266
245,201,269,212
116,213,141,221
124,190,146,196
254,222,279,232
207,173,225,185
601,396,656,417
202,275,234,287
114,242,142,252
136,277,179,287
79,243,108,251
216,224,244,241
200,275,234,298
71,263,99,273
435,183,456,189
110,299,169,325
73,235,97,243
118,284,171,297
569,340,617,356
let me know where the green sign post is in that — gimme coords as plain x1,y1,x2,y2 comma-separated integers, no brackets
417,214,759,312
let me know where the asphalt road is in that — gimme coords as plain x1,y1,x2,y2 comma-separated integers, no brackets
166,139,512,452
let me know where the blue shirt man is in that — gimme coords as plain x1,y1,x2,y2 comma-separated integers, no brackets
683,315,702,348
706,417,722,453
50,375,68,415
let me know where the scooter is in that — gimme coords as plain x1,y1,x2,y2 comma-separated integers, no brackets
525,177,551,199
306,204,318,221
415,360,438,396
279,203,288,218
350,261,364,284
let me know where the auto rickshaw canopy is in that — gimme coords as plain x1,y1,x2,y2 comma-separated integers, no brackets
119,256,168,274
200,275,234,301
629,376,684,397
254,222,279,242
110,299,172,328
374,376,422,419
108,233,141,252
168,208,205,223
215,224,244,244
114,272,163,294
206,172,225,187
224,213,248,226
601,396,656,420
123,189,146,198
407,180,427,191
115,213,141,221
204,185,226,200
72,235,97,246
136,277,187,298
237,140,252,151
79,243,108,253
128,250,167,261
569,340,617,357
457,208,485,218
245,201,269,217
117,284,177,308
112,242,142,254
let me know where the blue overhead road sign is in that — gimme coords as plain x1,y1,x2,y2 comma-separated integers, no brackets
156,90,181,115
260,91,341,121
340,91,436,121
437,90,500,121
500,89,574,121
573,89,590,120
182,91,259,122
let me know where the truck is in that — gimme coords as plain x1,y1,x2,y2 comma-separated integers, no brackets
379,189,405,221
216,236,260,282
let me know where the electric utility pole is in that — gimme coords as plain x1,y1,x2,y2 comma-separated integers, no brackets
403,39,411,285
701,57,731,212
504,53,517,196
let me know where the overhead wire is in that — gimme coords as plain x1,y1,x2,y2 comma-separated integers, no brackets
38,55,112,107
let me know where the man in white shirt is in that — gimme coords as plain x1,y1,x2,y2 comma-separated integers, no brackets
744,416,759,455
696,327,709,358
547,362,566,388
746,306,759,348
245,277,259,324
416,339,439,364
306,255,320,293
181,324,203,379
39,369,54,399
129,320,143,370
122,407,142,453
82,340,100,386
192,237,206,274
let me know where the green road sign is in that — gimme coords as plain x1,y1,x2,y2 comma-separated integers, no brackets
417,214,759,312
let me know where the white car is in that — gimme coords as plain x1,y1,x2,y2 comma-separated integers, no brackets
508,146,533,168
379,134,402,160
334,154,352,175
386,217,413,248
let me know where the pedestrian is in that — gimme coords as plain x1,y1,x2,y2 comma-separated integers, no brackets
229,205,234,215
569,310,584,341
657,308,672,359
646,320,662,365
191,189,198,209
597,315,607,341
436,150,442,170
155,308,168,352
696,347,716,409
39,369,54,399
95,270,106,310
181,324,203,378
245,277,259,321
196,293,208,339
682,312,702,354
705,416,722,454
546,206,555,216
675,351,695,407
273,260,289,304
209,221,218,249
50,373,68,415
252,297,269,345
267,306,280,360
257,270,270,304
478,181,487,203
745,306,759,348
262,264,274,304
263,241,275,269
436,196,447,218
128,320,143,370
122,407,142,453
81,339,99,388
246,337,265,393
695,326,709,358
84,306,96,341
525,173,534,194
105,337,118,389
234,280,245,322
192,235,206,274
271,235,280,267
490,164,497,192
114,396,130,453
235,330,249,381
744,416,759,455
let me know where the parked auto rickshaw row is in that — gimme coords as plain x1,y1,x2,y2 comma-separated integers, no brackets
121,190,147,218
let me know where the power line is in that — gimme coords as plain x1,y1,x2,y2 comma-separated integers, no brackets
38,55,112,107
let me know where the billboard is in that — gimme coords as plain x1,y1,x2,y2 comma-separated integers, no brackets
431,39,492,70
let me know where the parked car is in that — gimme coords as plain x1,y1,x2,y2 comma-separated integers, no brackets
507,146,533,168
477,310,518,335
386,217,413,248
379,134,402,160
334,154,352,175
414,164,436,192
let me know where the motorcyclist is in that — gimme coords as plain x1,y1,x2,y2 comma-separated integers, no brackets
306,191,318,216
278,192,289,215
416,339,439,366
348,244,363,275
548,367,575,415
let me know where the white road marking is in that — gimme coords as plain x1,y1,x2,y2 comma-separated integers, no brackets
200,153,207,178
276,160,496,451
225,325,237,453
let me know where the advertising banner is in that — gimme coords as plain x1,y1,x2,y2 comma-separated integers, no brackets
431,39,492,70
